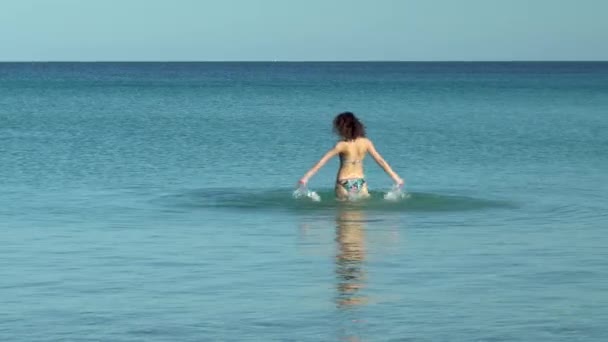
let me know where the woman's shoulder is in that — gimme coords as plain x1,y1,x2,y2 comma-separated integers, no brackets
336,137,371,148
357,137,372,145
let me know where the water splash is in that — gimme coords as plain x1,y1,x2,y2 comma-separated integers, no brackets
292,185,321,202
383,185,409,201
157,187,516,212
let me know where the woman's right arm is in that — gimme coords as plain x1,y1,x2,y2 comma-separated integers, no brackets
298,142,343,185
367,139,404,186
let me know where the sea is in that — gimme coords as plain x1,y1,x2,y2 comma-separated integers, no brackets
1,62,607,341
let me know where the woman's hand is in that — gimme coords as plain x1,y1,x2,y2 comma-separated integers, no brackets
298,178,308,187
394,177,405,187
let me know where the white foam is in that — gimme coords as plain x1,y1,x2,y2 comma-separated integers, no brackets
384,185,409,201
292,185,321,202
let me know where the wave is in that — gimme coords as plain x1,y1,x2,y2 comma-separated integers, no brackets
155,188,516,213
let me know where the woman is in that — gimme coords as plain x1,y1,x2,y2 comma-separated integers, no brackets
298,112,404,200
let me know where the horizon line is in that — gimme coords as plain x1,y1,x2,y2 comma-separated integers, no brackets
1,60,607,63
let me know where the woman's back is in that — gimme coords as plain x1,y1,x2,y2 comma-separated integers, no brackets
337,138,369,179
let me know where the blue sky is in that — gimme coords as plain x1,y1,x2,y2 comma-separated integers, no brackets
0,0,606,61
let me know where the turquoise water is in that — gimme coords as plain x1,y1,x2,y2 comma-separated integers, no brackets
1,62,607,341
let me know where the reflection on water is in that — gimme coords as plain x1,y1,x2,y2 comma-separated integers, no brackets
335,208,370,342
335,208,368,308
298,206,404,341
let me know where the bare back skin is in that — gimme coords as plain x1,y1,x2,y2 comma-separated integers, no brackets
299,137,403,200
335,138,370,199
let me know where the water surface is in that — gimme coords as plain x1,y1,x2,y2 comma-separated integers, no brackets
1,62,607,341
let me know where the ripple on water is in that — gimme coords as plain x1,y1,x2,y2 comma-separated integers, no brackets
154,188,517,213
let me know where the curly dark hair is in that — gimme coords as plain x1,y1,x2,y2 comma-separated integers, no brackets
333,112,366,140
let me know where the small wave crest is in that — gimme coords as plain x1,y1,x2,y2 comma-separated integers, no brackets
155,187,515,213
292,185,408,203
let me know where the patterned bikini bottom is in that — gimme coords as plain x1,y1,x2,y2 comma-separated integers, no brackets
338,178,366,193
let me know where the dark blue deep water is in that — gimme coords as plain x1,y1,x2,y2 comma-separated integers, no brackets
1,62,607,341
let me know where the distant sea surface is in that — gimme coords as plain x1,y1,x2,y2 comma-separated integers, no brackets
1,62,607,341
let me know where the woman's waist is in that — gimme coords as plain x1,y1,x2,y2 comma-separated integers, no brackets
336,171,365,181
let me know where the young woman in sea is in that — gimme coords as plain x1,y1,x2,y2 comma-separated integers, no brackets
298,112,404,200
